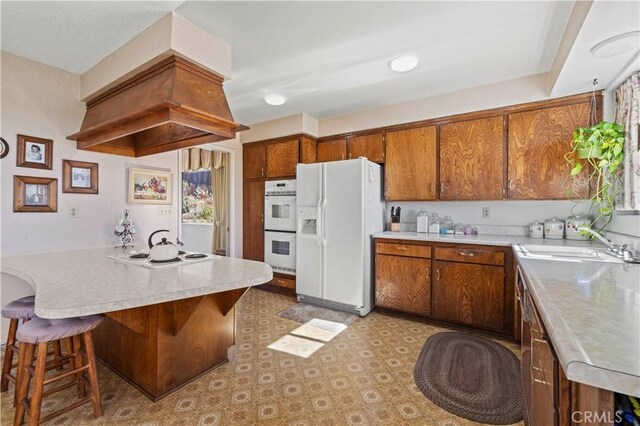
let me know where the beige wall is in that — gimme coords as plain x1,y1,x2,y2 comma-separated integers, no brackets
240,113,318,143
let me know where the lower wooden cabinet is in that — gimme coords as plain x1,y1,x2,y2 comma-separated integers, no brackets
375,253,431,316
268,274,295,290
374,239,514,336
431,260,505,331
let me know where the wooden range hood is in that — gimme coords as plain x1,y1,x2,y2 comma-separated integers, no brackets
68,55,247,157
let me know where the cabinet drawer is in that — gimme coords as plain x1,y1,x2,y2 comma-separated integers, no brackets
377,242,431,258
434,247,504,266
269,276,295,289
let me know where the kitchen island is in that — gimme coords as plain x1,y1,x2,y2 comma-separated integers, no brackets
1,247,273,401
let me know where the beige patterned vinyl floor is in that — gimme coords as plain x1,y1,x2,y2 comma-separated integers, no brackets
0,288,522,426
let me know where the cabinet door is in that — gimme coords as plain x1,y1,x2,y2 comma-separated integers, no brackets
531,328,558,426
347,133,385,163
385,126,437,200
317,138,347,162
242,181,264,261
266,139,299,178
508,103,591,199
440,117,504,200
375,254,431,316
300,136,317,164
243,144,266,179
431,261,504,330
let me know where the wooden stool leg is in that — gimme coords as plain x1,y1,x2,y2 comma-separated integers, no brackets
72,335,86,398
82,332,102,418
13,342,35,426
26,342,48,426
52,340,63,371
1,319,18,392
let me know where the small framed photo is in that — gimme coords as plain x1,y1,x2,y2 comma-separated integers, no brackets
13,175,58,212
62,160,98,194
128,168,172,205
16,135,53,170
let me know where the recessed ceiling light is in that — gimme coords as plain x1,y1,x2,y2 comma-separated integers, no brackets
264,93,286,106
389,54,419,72
591,31,640,58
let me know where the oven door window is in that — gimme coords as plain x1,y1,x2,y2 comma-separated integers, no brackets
272,240,290,256
272,204,291,219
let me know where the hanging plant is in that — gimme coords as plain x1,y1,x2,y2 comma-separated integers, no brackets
565,121,625,230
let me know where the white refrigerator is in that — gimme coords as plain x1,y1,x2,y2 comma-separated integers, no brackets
296,158,384,316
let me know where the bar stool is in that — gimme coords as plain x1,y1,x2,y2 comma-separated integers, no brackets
1,296,37,394
13,315,104,426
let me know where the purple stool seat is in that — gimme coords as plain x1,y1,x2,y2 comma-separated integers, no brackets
1,295,36,320
16,315,104,344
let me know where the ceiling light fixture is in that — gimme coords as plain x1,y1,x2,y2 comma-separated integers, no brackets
264,93,286,106
389,54,419,73
591,31,640,58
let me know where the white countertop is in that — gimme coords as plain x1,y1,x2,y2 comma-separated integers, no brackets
1,247,273,319
373,231,640,397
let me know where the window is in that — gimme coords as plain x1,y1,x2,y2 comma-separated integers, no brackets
182,171,214,223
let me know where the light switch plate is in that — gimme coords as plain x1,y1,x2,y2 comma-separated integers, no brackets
482,207,490,218
69,206,79,218
158,206,172,216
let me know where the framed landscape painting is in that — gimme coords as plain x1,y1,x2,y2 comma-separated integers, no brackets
128,168,172,204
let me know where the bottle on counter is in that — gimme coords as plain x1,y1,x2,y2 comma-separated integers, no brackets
454,223,465,235
428,214,440,234
417,208,429,233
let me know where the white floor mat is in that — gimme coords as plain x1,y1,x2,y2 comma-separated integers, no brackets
267,335,324,358
290,318,348,342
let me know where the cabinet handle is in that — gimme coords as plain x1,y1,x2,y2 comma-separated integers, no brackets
426,267,430,277
440,183,444,194
349,152,352,159
261,167,265,177
430,183,434,194
502,188,506,196
459,251,475,257
532,366,543,372
532,377,548,385
436,269,440,280
261,213,264,223
396,246,407,251
532,338,547,344
508,179,513,191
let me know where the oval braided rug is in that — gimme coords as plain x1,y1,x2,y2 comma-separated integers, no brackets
414,332,523,425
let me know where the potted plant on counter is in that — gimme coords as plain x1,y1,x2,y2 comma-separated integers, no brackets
565,121,625,230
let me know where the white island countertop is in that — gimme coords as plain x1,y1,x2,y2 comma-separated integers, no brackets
1,247,273,319
373,231,640,397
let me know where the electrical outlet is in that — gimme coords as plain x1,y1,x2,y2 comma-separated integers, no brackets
158,206,172,216
69,206,79,218
482,207,490,219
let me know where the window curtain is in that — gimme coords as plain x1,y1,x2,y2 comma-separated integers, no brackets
614,72,640,211
210,152,228,255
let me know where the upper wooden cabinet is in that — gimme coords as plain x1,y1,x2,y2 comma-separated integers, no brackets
317,138,347,162
440,117,504,200
243,144,266,180
347,133,385,163
385,126,437,201
508,102,591,199
300,136,317,164
266,139,298,178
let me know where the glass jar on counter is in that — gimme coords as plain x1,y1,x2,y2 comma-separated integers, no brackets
428,214,440,234
441,216,454,234
454,223,465,235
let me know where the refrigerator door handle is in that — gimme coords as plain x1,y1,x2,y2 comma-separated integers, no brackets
321,164,328,298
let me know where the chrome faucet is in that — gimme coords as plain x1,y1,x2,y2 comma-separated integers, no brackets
578,227,639,263
577,227,617,251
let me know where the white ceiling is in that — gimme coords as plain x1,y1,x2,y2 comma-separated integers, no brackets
551,0,640,97
175,1,574,124
2,1,578,125
0,1,183,74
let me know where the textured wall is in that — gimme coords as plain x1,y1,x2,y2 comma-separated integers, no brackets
0,53,181,338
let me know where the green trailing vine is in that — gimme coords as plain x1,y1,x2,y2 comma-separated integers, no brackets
565,121,625,231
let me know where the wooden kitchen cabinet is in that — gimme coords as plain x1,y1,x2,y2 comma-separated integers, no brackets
440,116,504,200
385,126,437,200
508,102,591,199
266,139,298,178
317,138,347,162
300,136,317,164
431,260,505,331
347,132,385,163
375,244,431,316
242,181,264,261
243,144,266,179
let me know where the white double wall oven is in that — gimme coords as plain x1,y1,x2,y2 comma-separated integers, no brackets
264,180,296,275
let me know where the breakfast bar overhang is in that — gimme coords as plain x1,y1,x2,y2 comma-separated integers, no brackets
1,248,273,401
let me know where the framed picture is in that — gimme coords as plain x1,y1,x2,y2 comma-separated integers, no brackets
128,168,172,204
16,135,53,170
62,160,98,194
13,176,58,212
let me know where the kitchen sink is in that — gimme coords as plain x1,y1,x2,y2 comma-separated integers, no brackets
514,244,624,263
